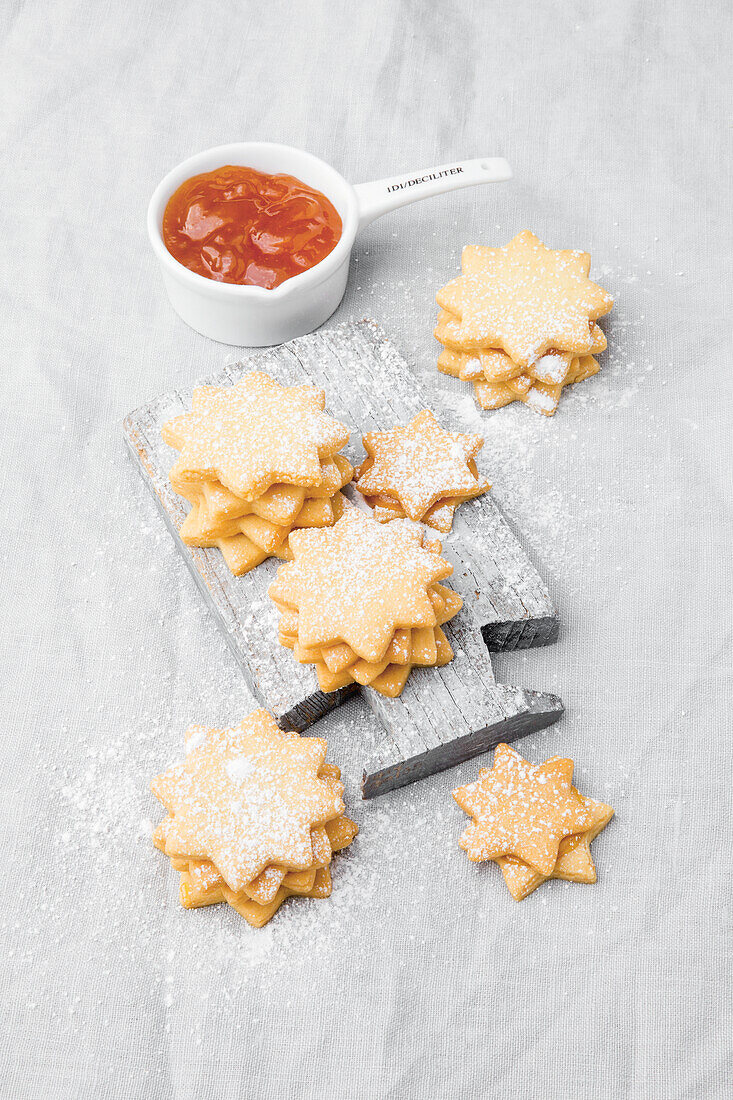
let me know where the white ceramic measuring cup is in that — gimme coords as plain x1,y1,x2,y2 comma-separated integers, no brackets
147,142,512,346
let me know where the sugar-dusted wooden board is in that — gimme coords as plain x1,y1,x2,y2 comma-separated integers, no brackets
123,320,562,795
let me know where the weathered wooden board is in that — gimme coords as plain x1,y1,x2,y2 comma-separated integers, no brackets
123,320,562,795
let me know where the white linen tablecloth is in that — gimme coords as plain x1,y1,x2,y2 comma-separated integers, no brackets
1,1,730,1096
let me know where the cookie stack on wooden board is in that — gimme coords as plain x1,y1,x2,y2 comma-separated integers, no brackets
435,231,613,416
353,408,490,533
269,507,463,697
162,373,352,575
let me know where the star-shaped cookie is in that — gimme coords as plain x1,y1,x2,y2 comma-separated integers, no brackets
150,709,344,892
436,231,613,366
497,787,614,900
472,354,601,416
354,409,490,524
162,373,351,500
436,312,607,383
158,807,357,912
268,508,453,663
453,743,595,876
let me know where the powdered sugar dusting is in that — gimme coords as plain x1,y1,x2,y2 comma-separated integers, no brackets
525,386,557,412
226,754,256,781
532,354,569,384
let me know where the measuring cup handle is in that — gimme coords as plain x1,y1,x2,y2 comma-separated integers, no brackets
353,157,512,230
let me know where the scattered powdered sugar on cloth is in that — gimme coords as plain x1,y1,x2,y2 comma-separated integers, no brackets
41,688,448,1019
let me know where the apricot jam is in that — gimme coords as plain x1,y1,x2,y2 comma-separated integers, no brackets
162,165,343,289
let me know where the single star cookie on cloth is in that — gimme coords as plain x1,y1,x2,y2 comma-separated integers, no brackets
453,743,613,899
268,506,462,697
434,231,613,416
150,709,357,926
353,409,490,533
162,373,353,575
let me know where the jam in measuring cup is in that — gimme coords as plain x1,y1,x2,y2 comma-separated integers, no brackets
162,165,343,289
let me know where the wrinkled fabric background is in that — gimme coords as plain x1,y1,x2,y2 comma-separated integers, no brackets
1,2,731,1097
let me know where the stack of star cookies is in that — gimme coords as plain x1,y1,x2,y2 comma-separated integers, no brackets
353,409,490,533
162,372,353,575
269,507,463,697
453,743,613,901
435,231,613,416
151,709,358,928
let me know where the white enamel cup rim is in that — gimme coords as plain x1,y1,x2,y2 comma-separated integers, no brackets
147,142,361,303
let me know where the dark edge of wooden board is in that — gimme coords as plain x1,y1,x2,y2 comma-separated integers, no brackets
481,616,559,651
361,687,564,798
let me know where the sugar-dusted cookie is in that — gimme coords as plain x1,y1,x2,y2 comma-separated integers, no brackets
154,760,352,909
453,743,595,877
270,508,452,662
436,231,613,366
436,311,606,376
173,813,358,912
472,355,601,417
353,409,490,531
268,507,462,697
434,233,612,416
151,709,345,892
162,373,351,501
162,374,353,576
497,788,614,900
